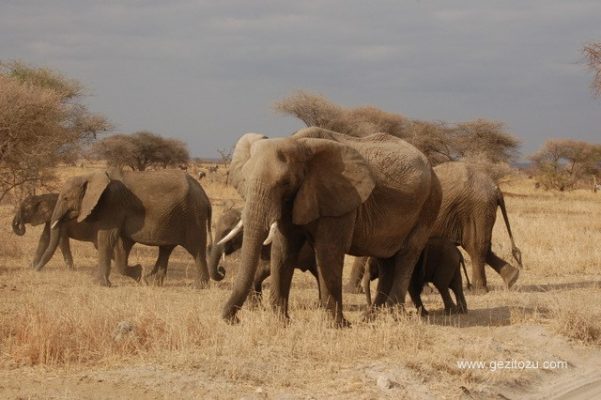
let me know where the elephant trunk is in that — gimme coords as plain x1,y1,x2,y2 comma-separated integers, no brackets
222,194,270,323
11,210,26,236
34,222,61,270
208,242,226,281
34,200,69,270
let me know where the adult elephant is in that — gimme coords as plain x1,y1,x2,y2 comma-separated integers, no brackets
222,127,441,326
33,169,222,287
208,207,319,304
347,161,522,293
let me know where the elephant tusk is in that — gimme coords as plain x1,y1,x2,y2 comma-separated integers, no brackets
263,222,278,245
51,220,60,229
217,219,243,246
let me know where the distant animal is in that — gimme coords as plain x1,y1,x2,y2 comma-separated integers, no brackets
33,169,220,288
209,208,319,304
198,170,207,180
363,238,470,315
12,193,141,273
208,165,219,173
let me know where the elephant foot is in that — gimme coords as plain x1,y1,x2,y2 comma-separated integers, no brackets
246,291,263,309
95,276,112,287
500,264,520,289
333,318,351,329
127,264,143,282
418,306,429,317
222,308,241,325
467,285,489,295
193,279,210,290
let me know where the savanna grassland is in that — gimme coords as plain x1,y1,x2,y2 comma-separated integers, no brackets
0,163,600,400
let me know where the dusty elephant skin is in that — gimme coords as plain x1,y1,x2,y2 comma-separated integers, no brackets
222,127,442,326
33,169,219,287
13,193,92,269
348,161,523,294
208,208,319,304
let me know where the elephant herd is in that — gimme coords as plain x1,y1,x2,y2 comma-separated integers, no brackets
11,127,523,327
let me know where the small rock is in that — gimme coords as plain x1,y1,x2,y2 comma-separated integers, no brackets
113,320,135,341
377,375,398,390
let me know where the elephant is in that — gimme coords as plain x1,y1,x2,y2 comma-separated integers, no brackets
33,169,221,287
348,161,522,293
209,207,320,304
364,238,470,315
222,127,442,326
12,193,88,269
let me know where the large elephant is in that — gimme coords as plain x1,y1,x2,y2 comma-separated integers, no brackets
348,161,522,293
208,207,319,304
33,169,221,287
222,127,441,326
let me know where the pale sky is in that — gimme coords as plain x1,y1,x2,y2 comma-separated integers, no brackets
2,0,600,158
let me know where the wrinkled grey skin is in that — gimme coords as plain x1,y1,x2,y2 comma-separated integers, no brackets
223,128,441,326
364,238,470,315
33,169,219,287
12,193,146,273
348,161,523,294
208,208,319,304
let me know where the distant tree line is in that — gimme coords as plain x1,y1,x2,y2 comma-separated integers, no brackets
275,91,520,179
90,131,189,171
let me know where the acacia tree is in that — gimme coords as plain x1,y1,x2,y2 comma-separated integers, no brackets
275,91,520,171
530,139,601,190
91,131,189,171
0,61,110,203
584,42,601,96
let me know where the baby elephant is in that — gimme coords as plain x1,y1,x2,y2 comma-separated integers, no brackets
363,238,470,315
409,238,470,315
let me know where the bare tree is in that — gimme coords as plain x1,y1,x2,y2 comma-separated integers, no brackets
91,131,190,171
0,61,110,203
584,42,601,96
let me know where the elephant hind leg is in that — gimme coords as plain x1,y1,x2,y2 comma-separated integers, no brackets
145,245,175,286
248,260,271,308
486,251,520,289
450,271,468,313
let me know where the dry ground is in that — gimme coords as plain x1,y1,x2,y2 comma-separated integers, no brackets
0,164,600,399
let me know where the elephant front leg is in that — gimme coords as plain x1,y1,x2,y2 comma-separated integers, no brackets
59,236,74,270
96,230,117,287
248,260,271,308
269,229,304,322
346,256,368,294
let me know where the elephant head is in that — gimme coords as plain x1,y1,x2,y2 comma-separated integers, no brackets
12,193,59,236
34,173,110,270
222,128,375,322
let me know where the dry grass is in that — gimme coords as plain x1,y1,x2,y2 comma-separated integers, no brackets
0,166,600,399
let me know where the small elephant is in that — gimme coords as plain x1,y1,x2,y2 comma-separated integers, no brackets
363,238,470,315
209,208,319,304
12,193,144,273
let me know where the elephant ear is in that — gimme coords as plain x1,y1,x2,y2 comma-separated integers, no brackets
292,138,376,226
77,173,111,223
229,133,268,197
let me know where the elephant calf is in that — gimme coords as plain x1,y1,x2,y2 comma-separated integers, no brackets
209,208,319,303
12,193,96,269
364,238,470,316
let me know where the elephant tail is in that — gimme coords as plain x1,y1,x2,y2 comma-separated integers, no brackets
459,251,471,289
206,203,213,248
497,191,523,269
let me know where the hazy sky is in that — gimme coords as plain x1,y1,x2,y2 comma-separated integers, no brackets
2,0,600,158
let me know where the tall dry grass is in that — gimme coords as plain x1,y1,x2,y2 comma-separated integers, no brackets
0,165,600,398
